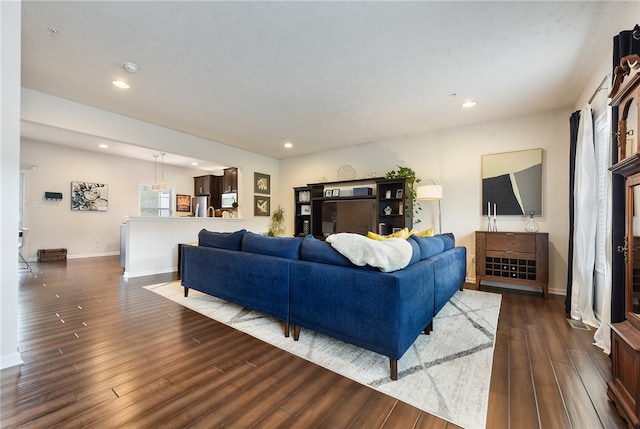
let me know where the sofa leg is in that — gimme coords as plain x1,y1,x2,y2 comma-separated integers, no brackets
390,359,398,380
184,287,189,298
424,321,433,335
293,325,301,341
284,322,290,337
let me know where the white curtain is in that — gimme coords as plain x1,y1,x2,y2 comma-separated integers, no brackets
592,80,613,354
570,104,600,328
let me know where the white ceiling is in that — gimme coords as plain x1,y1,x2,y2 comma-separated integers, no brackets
19,1,640,165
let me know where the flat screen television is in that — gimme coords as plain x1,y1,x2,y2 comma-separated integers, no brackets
321,199,376,236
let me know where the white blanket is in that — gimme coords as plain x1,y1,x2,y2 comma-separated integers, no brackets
326,233,413,273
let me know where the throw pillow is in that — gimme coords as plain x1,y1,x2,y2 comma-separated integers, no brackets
198,228,246,250
410,227,434,237
411,234,445,260
439,233,455,250
367,231,386,241
367,227,410,241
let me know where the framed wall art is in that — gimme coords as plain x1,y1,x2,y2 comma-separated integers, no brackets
254,172,270,194
481,148,542,216
71,181,108,211
254,195,271,216
176,194,191,212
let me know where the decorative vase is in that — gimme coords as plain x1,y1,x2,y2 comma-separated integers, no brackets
384,206,392,215
524,210,539,232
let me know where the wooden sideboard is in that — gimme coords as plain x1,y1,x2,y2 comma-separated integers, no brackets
475,231,549,298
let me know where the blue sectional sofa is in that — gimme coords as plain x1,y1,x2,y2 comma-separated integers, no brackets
180,229,466,380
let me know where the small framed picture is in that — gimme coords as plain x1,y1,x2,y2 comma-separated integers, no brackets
332,189,340,197
325,189,332,197
254,195,270,216
254,172,270,195
176,194,191,212
392,227,402,233
300,205,311,215
396,189,403,199
385,190,391,199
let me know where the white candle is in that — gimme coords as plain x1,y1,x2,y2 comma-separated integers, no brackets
488,201,491,217
494,203,497,218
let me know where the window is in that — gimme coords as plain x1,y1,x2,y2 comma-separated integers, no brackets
139,183,173,217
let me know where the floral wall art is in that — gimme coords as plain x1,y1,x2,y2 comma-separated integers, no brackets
71,181,108,211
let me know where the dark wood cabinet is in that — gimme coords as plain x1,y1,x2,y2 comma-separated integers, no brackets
292,178,412,238
194,174,222,208
293,187,312,237
223,167,238,193
475,231,549,298
377,179,412,236
608,55,640,429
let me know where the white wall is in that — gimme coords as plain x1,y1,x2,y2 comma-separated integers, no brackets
281,108,572,295
20,139,219,261
1,0,23,369
21,89,282,229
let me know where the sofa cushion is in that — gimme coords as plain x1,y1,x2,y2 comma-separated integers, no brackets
241,231,302,260
198,228,246,250
411,234,445,260
405,235,422,266
439,233,455,251
300,235,355,267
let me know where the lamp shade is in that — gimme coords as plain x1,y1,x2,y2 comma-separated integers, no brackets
416,184,443,200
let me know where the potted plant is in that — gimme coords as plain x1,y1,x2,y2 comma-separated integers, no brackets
266,206,286,236
385,166,422,223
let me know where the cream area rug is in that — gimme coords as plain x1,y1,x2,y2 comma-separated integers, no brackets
145,282,501,429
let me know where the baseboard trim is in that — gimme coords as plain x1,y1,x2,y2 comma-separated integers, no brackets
0,351,23,370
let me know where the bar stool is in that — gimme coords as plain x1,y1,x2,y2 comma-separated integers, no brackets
18,228,32,272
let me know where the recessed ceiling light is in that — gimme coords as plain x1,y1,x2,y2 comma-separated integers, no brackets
284,142,293,149
98,144,109,149
461,100,477,108
191,162,199,166
112,80,130,89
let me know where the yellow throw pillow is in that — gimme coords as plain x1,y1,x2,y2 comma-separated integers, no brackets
413,227,434,237
367,231,387,241
368,227,411,240
388,227,410,239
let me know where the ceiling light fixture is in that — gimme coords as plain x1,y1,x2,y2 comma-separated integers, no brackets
98,144,109,149
151,154,167,191
191,162,199,166
112,80,130,89
461,100,477,108
122,62,138,73
284,142,293,149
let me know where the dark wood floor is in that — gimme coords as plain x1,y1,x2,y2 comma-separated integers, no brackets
0,257,628,428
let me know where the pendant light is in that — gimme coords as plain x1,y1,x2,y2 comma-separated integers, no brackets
151,154,167,191
152,154,160,191
158,153,167,190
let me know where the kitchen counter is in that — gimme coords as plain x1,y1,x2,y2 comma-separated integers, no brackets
122,215,266,278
